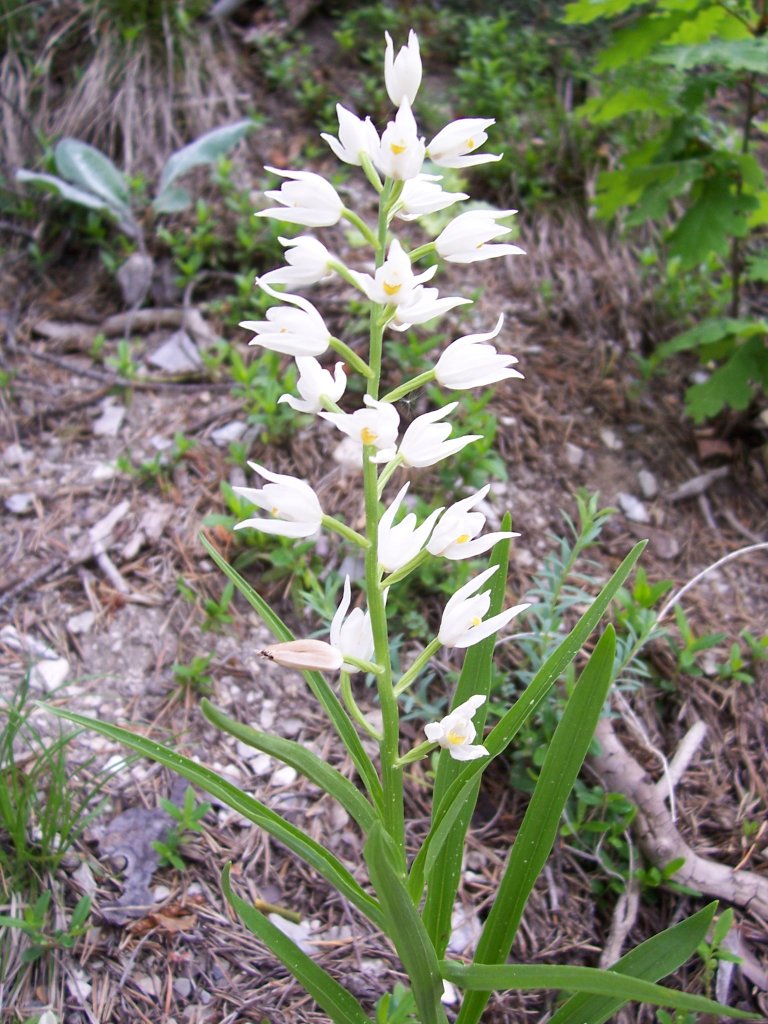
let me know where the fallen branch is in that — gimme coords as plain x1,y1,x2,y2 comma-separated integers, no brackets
590,717,768,919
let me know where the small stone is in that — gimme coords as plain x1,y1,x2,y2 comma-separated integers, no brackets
564,442,584,468
272,765,298,786
281,717,303,737
93,399,126,437
599,427,623,451
152,885,171,900
637,469,658,499
67,610,96,635
617,492,650,523
173,978,193,999
149,330,202,373
259,707,275,730
117,252,154,307
31,657,70,692
92,462,117,481
251,753,273,776
66,969,92,1002
5,492,35,515
3,443,31,467
211,421,247,447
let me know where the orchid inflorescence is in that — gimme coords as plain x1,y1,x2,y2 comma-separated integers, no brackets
236,28,529,760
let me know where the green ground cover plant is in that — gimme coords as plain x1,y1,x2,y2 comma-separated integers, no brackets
564,0,768,420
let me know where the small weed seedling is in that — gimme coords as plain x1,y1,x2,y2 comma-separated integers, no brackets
151,787,212,871
0,891,91,965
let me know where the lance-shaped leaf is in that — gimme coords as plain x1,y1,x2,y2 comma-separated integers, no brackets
364,824,448,1024
201,699,376,832
456,627,616,1024
154,120,255,213
440,961,755,1019
200,532,383,811
408,542,644,902
222,864,373,1024
548,901,719,1024
421,521,512,954
42,707,383,930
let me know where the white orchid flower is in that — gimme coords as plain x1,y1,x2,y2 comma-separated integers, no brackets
395,174,469,221
240,282,331,357
435,314,524,390
424,694,489,761
278,357,347,414
233,463,323,538
330,576,375,674
377,403,480,468
438,566,529,648
258,166,344,227
320,394,400,453
375,100,425,181
435,209,525,264
384,30,422,107
260,236,335,288
321,104,380,166
378,483,443,573
357,238,436,307
260,639,343,673
389,286,472,332
427,485,520,560
427,118,502,169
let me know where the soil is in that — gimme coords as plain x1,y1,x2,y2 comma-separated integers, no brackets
1,12,767,1024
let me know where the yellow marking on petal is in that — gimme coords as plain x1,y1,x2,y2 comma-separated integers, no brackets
390,142,407,155
456,534,470,544
446,729,467,746
470,616,482,627
465,137,475,149
383,281,401,297
271,507,279,516
361,427,378,445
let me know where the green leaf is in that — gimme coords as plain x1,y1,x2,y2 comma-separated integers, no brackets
653,39,768,74
548,902,718,1024
563,0,645,25
155,120,254,207
201,699,377,832
364,825,448,1024
152,184,192,214
684,336,768,422
667,173,757,268
222,864,373,1024
54,139,133,222
41,706,384,930
578,85,679,125
595,11,687,71
199,532,383,811
408,542,645,902
456,627,617,1024
15,170,118,214
653,317,765,362
420,523,512,954
440,961,756,1018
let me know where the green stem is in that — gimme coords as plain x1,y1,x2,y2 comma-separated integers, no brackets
328,258,367,294
381,368,436,404
394,637,442,697
342,208,379,249
321,514,370,550
340,671,384,741
329,336,373,379
363,444,405,865
394,740,437,769
382,549,430,589
409,242,436,263
360,152,383,194
376,454,404,498
343,655,385,676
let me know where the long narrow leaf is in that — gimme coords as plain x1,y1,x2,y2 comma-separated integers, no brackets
365,824,448,1024
156,121,254,198
201,699,376,832
419,522,512,950
457,627,616,1024
409,541,644,898
42,707,383,930
222,864,374,1024
440,961,755,1018
548,902,718,1024
200,532,383,810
